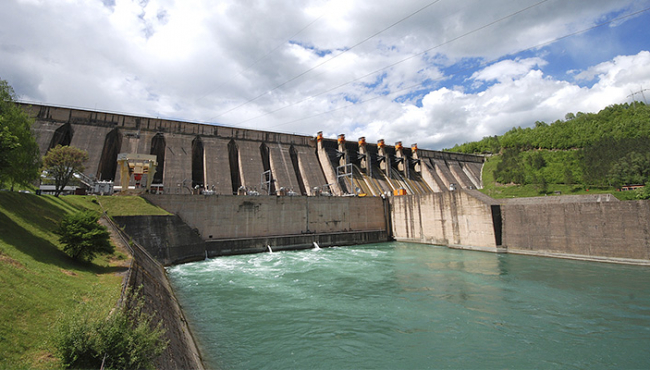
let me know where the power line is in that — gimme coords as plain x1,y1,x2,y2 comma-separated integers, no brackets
194,12,326,104
208,0,445,121
627,87,649,107
232,0,551,127
267,4,650,129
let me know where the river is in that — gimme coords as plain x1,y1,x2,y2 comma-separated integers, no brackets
167,242,650,369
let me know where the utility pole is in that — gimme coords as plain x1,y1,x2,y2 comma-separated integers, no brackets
627,87,649,107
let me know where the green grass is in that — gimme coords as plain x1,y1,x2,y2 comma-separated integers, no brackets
479,156,633,200
63,195,171,217
0,193,138,369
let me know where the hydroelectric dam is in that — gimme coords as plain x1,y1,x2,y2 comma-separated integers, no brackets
24,103,650,369
25,102,650,264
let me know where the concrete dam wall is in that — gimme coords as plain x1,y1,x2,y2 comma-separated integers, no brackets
390,190,503,253
391,191,650,264
24,103,484,197
501,197,650,263
121,194,390,264
122,189,650,265
28,102,647,264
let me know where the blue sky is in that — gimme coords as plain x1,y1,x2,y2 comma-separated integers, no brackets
1,0,650,149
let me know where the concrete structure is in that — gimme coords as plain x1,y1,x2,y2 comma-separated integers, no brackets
101,216,204,370
149,195,385,237
117,153,157,192
500,196,650,263
127,194,389,264
113,214,206,265
390,190,503,253
24,103,484,197
25,103,650,265
114,195,390,265
390,191,650,265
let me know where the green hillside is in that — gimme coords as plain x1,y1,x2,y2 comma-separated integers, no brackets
0,193,168,369
447,102,650,199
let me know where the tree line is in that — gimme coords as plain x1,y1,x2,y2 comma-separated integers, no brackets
446,102,650,194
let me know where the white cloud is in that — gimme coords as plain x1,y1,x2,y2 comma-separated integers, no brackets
377,51,650,149
471,58,547,83
1,0,650,150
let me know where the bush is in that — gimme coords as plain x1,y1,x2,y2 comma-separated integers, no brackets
55,211,113,262
54,289,168,369
636,185,650,200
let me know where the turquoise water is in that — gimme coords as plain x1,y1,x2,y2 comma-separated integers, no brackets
167,242,650,369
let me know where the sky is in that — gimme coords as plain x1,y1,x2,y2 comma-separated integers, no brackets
1,0,650,150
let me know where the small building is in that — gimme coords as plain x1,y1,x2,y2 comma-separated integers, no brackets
620,185,644,191
39,185,78,196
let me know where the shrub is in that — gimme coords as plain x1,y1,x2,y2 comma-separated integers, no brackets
54,289,168,369
636,185,650,200
55,211,113,262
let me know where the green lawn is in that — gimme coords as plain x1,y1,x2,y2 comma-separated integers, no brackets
0,193,166,369
62,195,171,217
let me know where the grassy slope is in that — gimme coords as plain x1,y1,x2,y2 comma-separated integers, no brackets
479,156,636,200
0,193,168,369
63,195,171,217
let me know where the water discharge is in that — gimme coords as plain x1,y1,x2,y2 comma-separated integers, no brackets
167,242,650,369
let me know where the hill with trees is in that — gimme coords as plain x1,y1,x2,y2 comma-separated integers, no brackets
446,102,650,199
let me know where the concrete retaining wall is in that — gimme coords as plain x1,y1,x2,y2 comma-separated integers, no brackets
390,190,501,252
144,194,388,240
113,215,206,265
502,199,650,262
102,216,204,370
206,230,388,256
392,191,650,263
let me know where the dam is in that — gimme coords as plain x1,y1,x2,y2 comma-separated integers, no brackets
23,102,650,369
24,103,483,197
25,102,650,264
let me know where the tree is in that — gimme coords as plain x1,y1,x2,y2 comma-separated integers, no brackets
0,78,41,190
55,210,113,262
563,168,574,185
43,145,89,197
494,148,525,184
0,124,19,170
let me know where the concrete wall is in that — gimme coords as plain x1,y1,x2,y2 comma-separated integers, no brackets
502,199,650,262
24,103,484,196
295,145,327,195
144,194,387,240
113,215,206,265
205,230,388,256
390,190,501,252
112,196,389,265
202,136,233,194
102,216,204,370
392,190,650,264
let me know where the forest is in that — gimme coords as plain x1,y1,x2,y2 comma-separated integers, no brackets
446,102,650,199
